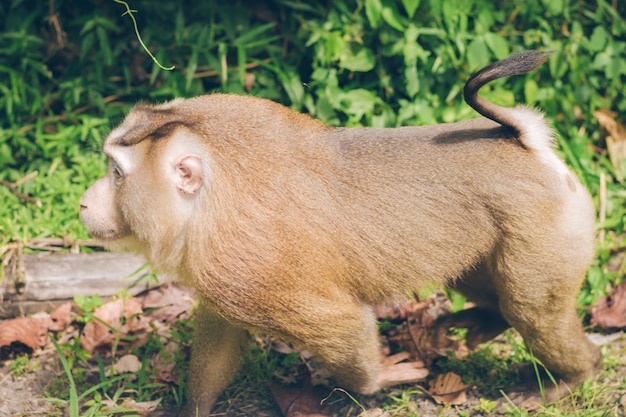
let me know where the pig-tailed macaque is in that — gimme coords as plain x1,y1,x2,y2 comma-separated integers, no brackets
80,51,600,415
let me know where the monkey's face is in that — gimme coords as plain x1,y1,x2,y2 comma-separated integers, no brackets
79,104,209,252
79,158,130,241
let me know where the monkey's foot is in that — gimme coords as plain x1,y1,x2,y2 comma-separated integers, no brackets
499,381,573,412
377,352,429,388
498,365,574,412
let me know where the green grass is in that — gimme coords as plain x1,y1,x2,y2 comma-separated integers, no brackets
9,353,39,376
1,0,625,415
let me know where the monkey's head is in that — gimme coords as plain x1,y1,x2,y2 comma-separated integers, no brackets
79,100,210,257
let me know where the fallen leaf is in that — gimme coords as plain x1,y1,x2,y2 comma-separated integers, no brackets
385,292,463,367
595,110,626,141
112,354,142,374
378,351,429,386
428,372,470,406
591,280,626,329
102,398,161,416
151,341,180,383
49,302,73,331
381,351,424,369
269,368,332,417
137,283,194,324
0,317,47,352
595,109,626,178
80,297,145,353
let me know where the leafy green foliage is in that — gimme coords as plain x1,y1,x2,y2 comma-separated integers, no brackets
74,294,104,323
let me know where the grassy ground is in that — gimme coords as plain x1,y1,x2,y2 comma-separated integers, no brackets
1,323,625,416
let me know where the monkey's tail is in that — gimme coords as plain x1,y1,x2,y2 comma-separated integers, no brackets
464,50,552,137
464,50,568,175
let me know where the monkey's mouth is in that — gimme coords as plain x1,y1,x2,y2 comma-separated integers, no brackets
79,211,130,241
80,219,129,241
89,228,127,241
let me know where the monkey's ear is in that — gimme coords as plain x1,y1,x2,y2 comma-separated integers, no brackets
175,154,204,195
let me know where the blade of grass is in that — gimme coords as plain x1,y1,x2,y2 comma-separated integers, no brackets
51,336,79,417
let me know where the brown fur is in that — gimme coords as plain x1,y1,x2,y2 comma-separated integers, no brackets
80,51,600,415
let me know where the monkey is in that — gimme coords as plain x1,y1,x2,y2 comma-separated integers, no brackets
79,50,601,415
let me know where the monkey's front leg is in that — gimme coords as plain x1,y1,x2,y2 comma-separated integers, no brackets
181,299,250,417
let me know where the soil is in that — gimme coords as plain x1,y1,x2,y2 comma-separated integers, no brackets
0,350,60,417
1,332,625,417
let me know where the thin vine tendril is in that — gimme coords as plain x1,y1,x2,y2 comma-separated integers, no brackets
113,0,175,71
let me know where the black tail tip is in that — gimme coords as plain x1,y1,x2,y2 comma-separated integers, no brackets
464,50,554,95
502,50,554,72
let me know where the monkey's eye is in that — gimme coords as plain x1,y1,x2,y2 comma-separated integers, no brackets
110,161,124,183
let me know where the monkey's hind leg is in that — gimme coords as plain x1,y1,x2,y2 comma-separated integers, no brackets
491,241,601,409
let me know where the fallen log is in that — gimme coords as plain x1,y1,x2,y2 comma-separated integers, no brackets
1,252,161,319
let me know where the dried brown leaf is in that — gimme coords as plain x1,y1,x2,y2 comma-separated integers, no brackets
428,372,469,406
386,292,461,367
381,351,424,369
102,398,161,416
595,109,626,142
591,280,626,329
112,354,142,374
49,302,73,331
0,317,48,351
137,283,194,324
595,109,626,174
151,341,180,383
269,371,332,417
80,297,145,353
379,351,429,386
